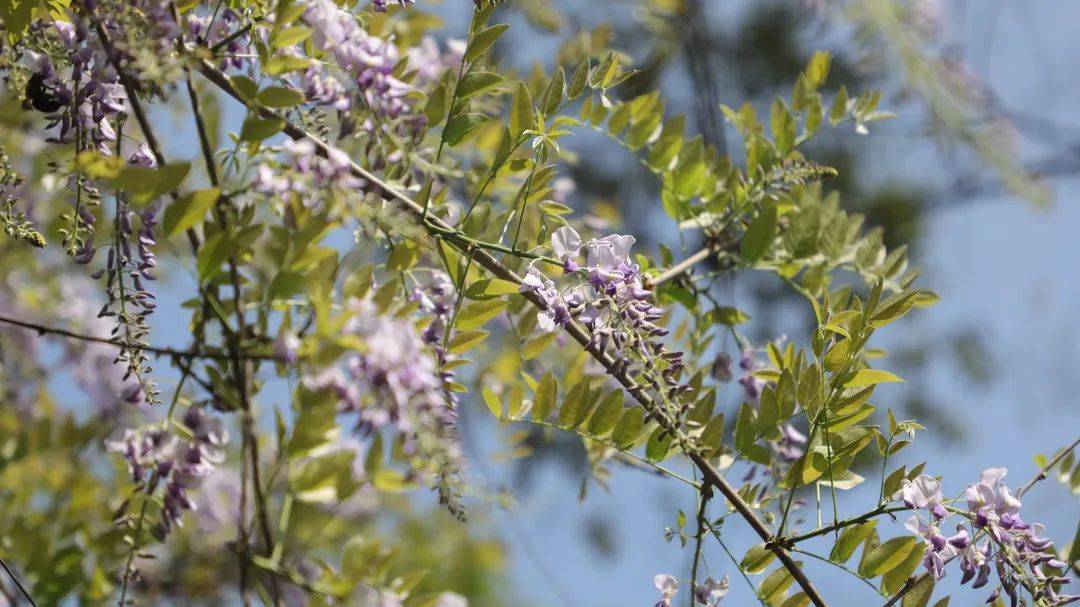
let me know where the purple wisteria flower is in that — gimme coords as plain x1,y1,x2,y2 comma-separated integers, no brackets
893,474,949,519
694,575,730,606
301,298,464,515
106,407,227,536
302,0,419,132
371,0,414,12
521,226,688,397
772,423,807,462
964,467,1023,537
253,139,364,208
737,349,766,400
653,574,678,607
905,515,968,580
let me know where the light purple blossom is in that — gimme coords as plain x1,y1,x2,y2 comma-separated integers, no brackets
371,0,414,12
694,575,730,606
653,574,678,607
893,474,949,519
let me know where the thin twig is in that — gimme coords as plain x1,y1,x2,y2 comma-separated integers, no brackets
0,313,277,361
0,555,36,607
688,489,711,607
193,56,829,606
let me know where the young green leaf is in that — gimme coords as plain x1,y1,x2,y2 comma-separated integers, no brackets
162,187,221,238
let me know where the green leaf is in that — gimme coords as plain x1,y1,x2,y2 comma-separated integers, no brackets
741,204,778,262
270,26,311,48
522,332,557,360
847,369,904,388
162,187,220,238
510,81,535,137
454,299,506,331
448,329,488,354
587,391,623,437
710,306,750,326
557,380,592,429
882,538,925,595
1067,517,1080,566
465,23,510,63
532,372,558,421
900,576,935,607
829,521,877,564
804,51,832,90
698,414,725,456
257,86,305,108
425,83,449,126
465,278,520,299
567,58,591,99
457,71,503,99
541,66,565,116
645,428,674,462
264,55,311,76
860,536,918,578
759,567,795,602
771,97,796,154
611,406,645,449
781,593,810,607
443,113,488,146
734,402,757,453
740,544,776,574
230,75,259,100
240,115,285,143
481,386,503,419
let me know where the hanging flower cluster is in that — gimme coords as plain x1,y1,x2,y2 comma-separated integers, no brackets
25,20,127,150
895,469,1075,605
522,226,690,403
107,407,228,536
302,0,421,134
301,297,464,514
252,138,365,209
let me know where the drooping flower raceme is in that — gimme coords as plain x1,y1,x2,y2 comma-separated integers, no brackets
302,0,420,133
106,406,228,536
895,467,1074,604
521,226,688,401
301,297,464,515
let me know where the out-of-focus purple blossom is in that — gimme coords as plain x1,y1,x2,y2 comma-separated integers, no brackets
710,351,732,383
274,332,302,364
772,423,807,463
693,575,729,606
302,66,351,111
738,349,765,400
412,271,456,345
187,9,250,70
253,139,365,208
128,143,157,168
405,36,465,85
107,406,228,536
303,0,418,130
371,0,414,12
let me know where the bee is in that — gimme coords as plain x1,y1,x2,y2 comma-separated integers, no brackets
24,71,64,114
